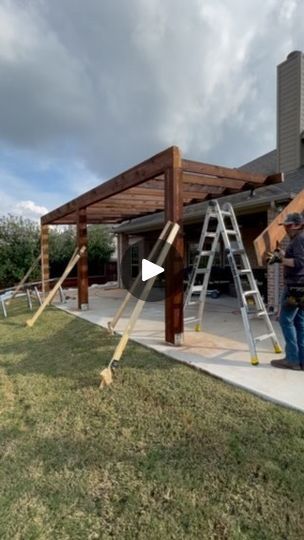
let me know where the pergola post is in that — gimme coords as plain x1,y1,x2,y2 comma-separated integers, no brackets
165,147,184,345
77,208,89,310
41,224,50,294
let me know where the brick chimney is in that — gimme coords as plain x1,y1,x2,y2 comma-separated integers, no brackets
277,50,304,173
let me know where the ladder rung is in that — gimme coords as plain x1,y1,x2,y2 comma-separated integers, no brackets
230,248,245,255
248,310,267,319
254,333,275,343
243,290,259,296
238,269,251,275
184,202,281,359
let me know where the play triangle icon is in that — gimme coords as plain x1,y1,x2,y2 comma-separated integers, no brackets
142,259,164,282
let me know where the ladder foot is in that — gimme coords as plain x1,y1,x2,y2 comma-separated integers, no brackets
251,356,259,366
99,367,113,388
195,324,201,332
111,360,120,370
107,321,114,335
274,344,283,354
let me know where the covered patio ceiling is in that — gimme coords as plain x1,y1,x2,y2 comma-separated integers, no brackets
41,146,283,226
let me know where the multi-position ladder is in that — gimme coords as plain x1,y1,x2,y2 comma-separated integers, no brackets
184,200,282,365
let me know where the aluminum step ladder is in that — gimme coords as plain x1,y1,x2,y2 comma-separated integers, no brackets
184,200,282,365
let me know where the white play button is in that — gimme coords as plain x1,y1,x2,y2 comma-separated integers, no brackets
142,259,164,282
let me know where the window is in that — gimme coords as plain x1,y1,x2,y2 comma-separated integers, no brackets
131,245,139,278
188,240,221,267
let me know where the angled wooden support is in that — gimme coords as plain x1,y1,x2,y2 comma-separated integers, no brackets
6,253,41,306
254,190,304,266
100,223,180,388
26,246,85,328
107,220,173,335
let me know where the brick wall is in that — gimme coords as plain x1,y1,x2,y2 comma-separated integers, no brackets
267,207,287,311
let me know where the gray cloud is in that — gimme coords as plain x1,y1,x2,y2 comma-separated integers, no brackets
0,0,304,179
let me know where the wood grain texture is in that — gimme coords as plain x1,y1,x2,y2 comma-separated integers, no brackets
41,146,283,226
165,147,184,345
41,224,50,294
77,208,88,308
254,190,304,266
41,146,175,225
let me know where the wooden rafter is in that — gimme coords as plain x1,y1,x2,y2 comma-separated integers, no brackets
42,146,284,226
182,159,283,186
41,147,174,225
182,173,245,189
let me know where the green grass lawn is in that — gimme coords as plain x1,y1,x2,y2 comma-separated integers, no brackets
1,302,304,539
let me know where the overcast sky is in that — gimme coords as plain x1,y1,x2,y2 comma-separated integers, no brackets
0,0,303,220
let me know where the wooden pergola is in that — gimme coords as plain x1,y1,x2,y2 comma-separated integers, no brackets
41,146,283,345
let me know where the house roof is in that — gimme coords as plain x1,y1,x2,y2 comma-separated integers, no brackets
115,149,304,234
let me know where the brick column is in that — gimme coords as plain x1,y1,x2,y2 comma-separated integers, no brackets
267,207,286,311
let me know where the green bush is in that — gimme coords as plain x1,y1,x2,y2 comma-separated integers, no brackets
49,225,115,277
0,215,40,288
0,216,115,288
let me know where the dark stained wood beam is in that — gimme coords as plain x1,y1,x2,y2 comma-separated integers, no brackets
183,172,245,189
126,188,165,198
87,209,158,217
93,194,164,204
182,159,284,186
55,218,123,225
184,186,224,196
165,147,184,345
42,146,175,225
77,208,89,309
91,197,164,206
41,224,50,294
42,147,284,229
92,203,164,211
90,204,157,212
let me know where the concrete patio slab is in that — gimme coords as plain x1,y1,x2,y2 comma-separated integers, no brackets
57,287,304,413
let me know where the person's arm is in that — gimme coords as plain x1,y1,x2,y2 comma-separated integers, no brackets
282,257,295,268
282,235,304,269
270,248,293,266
